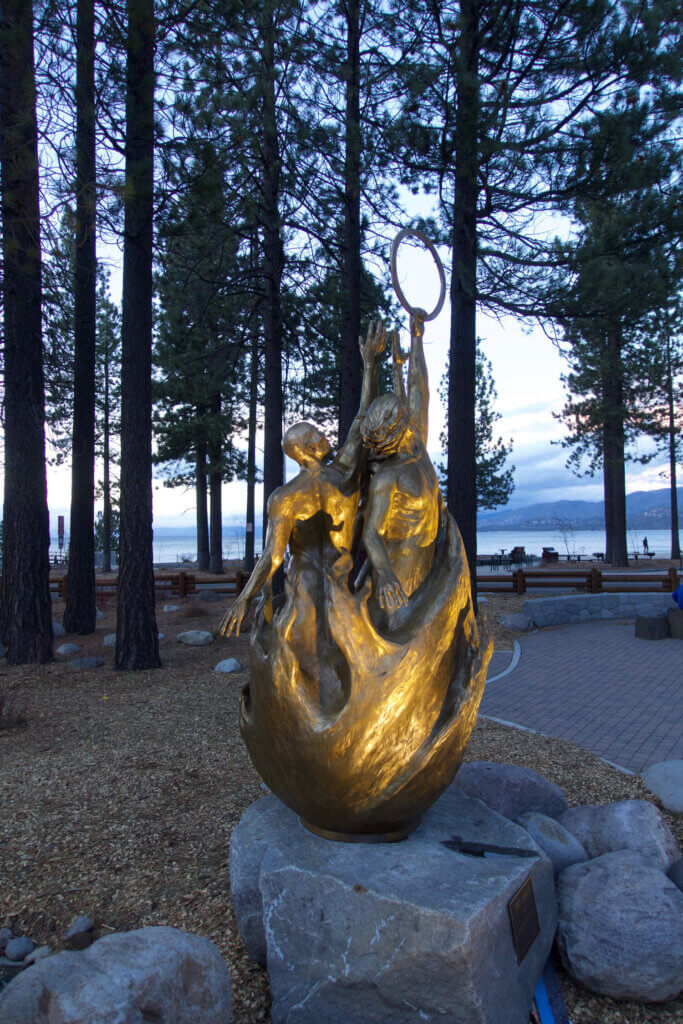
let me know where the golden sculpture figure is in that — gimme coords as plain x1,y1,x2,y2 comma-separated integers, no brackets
220,228,491,842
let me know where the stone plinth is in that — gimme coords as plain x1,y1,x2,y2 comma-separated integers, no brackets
230,789,557,1024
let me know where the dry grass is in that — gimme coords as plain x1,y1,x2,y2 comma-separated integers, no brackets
0,594,680,1024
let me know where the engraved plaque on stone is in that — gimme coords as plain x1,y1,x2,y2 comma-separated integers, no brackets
508,875,540,965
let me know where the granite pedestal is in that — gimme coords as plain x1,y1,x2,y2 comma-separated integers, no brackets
230,788,557,1024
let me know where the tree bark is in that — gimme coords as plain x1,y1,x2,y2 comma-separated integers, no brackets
260,9,284,591
602,327,628,566
0,0,53,663
245,328,258,574
665,334,681,560
447,0,479,609
338,0,362,445
208,392,223,574
64,0,97,634
196,422,210,571
115,0,160,669
101,345,112,573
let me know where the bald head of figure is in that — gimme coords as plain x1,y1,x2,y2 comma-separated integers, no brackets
282,422,332,467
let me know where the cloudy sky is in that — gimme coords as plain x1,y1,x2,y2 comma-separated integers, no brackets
39,234,671,530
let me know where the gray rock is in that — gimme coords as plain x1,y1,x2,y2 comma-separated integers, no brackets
23,946,52,965
231,791,556,1024
635,614,670,640
196,589,222,603
215,658,242,674
69,656,105,671
157,632,165,642
642,760,683,814
0,926,232,1024
103,633,116,646
478,595,488,603
668,857,683,892
176,629,213,646
52,621,66,637
559,799,680,872
669,608,683,639
64,916,94,950
0,928,12,952
516,811,588,876
95,607,105,620
557,849,683,1002
5,938,34,962
454,762,568,820
497,613,531,631
163,604,180,612
57,642,80,656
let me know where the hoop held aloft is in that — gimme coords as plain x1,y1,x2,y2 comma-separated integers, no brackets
390,228,446,322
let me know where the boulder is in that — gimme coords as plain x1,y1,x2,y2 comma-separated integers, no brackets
64,917,94,951
196,589,222,603
668,857,683,893
69,656,105,671
642,760,683,815
231,791,556,1024
559,799,680,872
57,643,80,656
163,604,180,612
0,926,232,1024
176,630,214,646
556,849,683,1002
103,633,116,647
0,929,12,953
516,812,588,876
454,762,567,820
497,613,531,631
634,614,670,640
215,658,242,674
23,946,52,966
668,608,683,639
4,938,34,963
95,608,105,620
52,621,66,637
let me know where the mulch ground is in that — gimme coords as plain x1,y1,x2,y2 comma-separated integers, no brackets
0,592,680,1024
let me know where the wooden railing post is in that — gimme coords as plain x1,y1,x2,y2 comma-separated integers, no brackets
589,568,602,593
513,569,526,594
235,570,244,595
178,571,187,599
666,566,679,592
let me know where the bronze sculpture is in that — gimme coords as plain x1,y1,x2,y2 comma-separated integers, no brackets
219,229,491,842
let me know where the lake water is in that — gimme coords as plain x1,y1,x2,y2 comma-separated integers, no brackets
50,525,679,565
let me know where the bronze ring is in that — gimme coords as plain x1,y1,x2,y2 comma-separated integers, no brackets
390,227,446,322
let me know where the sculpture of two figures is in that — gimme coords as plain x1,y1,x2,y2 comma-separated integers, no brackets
220,230,492,842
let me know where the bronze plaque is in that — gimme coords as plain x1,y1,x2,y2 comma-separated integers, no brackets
508,875,540,965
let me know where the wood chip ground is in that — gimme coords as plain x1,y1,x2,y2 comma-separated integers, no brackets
1,591,680,1024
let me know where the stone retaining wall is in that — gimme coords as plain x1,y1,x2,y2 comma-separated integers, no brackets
523,592,676,629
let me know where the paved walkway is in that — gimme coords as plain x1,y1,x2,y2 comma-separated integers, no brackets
482,620,682,773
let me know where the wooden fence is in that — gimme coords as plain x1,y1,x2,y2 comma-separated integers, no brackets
48,570,245,602
477,566,680,595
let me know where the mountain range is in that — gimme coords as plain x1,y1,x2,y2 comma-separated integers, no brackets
478,488,682,531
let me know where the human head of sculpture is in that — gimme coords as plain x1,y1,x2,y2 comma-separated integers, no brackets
282,422,332,467
361,393,410,459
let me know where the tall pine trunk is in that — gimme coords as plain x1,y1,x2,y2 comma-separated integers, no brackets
196,423,210,571
602,327,627,566
338,0,362,445
447,0,479,609
101,346,112,572
664,334,681,561
245,328,258,574
115,0,160,670
0,0,53,663
260,8,284,587
64,0,97,634
208,392,223,574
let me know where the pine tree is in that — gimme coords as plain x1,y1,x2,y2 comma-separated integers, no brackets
0,0,53,663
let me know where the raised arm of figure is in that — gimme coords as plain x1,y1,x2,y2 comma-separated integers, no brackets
392,330,408,408
334,320,387,480
407,314,429,445
362,477,408,612
218,495,293,637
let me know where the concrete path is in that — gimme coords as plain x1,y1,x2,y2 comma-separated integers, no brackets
481,620,682,773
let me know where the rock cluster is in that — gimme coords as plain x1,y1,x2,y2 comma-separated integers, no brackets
0,927,232,1024
523,592,675,628
459,764,683,1004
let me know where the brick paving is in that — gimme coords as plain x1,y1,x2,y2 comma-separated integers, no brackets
481,620,683,773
